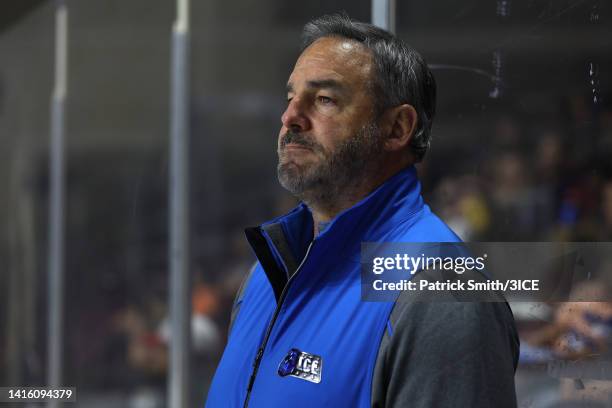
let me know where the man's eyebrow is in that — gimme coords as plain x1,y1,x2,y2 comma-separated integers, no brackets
286,79,345,93
306,79,344,91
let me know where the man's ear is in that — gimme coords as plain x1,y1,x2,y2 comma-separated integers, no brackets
382,104,418,152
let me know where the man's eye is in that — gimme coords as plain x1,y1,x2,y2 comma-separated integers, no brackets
317,96,334,105
286,97,293,104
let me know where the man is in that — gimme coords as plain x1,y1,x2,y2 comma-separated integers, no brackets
206,14,519,408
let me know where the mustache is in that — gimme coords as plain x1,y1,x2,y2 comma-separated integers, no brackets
280,131,318,150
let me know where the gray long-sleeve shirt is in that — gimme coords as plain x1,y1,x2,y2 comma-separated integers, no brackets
372,296,519,407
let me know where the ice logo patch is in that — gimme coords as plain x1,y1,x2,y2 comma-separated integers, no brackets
277,348,322,383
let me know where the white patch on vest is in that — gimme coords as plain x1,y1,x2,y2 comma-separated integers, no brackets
278,349,323,384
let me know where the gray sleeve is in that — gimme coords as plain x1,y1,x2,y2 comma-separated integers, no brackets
372,274,520,407
227,262,257,335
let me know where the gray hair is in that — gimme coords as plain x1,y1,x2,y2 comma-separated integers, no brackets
301,14,436,162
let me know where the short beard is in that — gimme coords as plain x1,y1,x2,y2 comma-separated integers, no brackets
277,122,383,209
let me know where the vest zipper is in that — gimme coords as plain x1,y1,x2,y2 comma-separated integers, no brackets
242,240,316,408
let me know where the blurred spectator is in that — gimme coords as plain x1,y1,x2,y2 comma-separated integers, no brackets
523,282,612,359
433,176,490,241
157,280,221,355
485,151,541,240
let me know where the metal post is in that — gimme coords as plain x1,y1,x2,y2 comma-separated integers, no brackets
47,1,68,407
372,0,396,33
168,0,191,407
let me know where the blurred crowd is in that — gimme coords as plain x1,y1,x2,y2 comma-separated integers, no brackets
419,93,612,407
424,95,612,244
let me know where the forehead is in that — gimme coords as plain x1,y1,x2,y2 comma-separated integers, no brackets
288,37,374,88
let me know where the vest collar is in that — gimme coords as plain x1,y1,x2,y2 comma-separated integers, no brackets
278,165,424,245
245,166,425,301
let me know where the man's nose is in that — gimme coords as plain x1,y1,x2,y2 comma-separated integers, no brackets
281,98,311,132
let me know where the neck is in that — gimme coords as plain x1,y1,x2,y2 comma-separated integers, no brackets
307,163,409,235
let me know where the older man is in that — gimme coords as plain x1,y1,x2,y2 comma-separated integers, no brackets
206,14,518,408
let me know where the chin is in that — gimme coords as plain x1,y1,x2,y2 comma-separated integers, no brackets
278,161,301,176
279,155,309,169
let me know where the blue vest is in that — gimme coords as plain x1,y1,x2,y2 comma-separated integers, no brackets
206,166,460,407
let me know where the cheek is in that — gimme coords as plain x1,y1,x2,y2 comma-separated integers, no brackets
314,104,338,117
310,128,335,152
313,118,355,151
